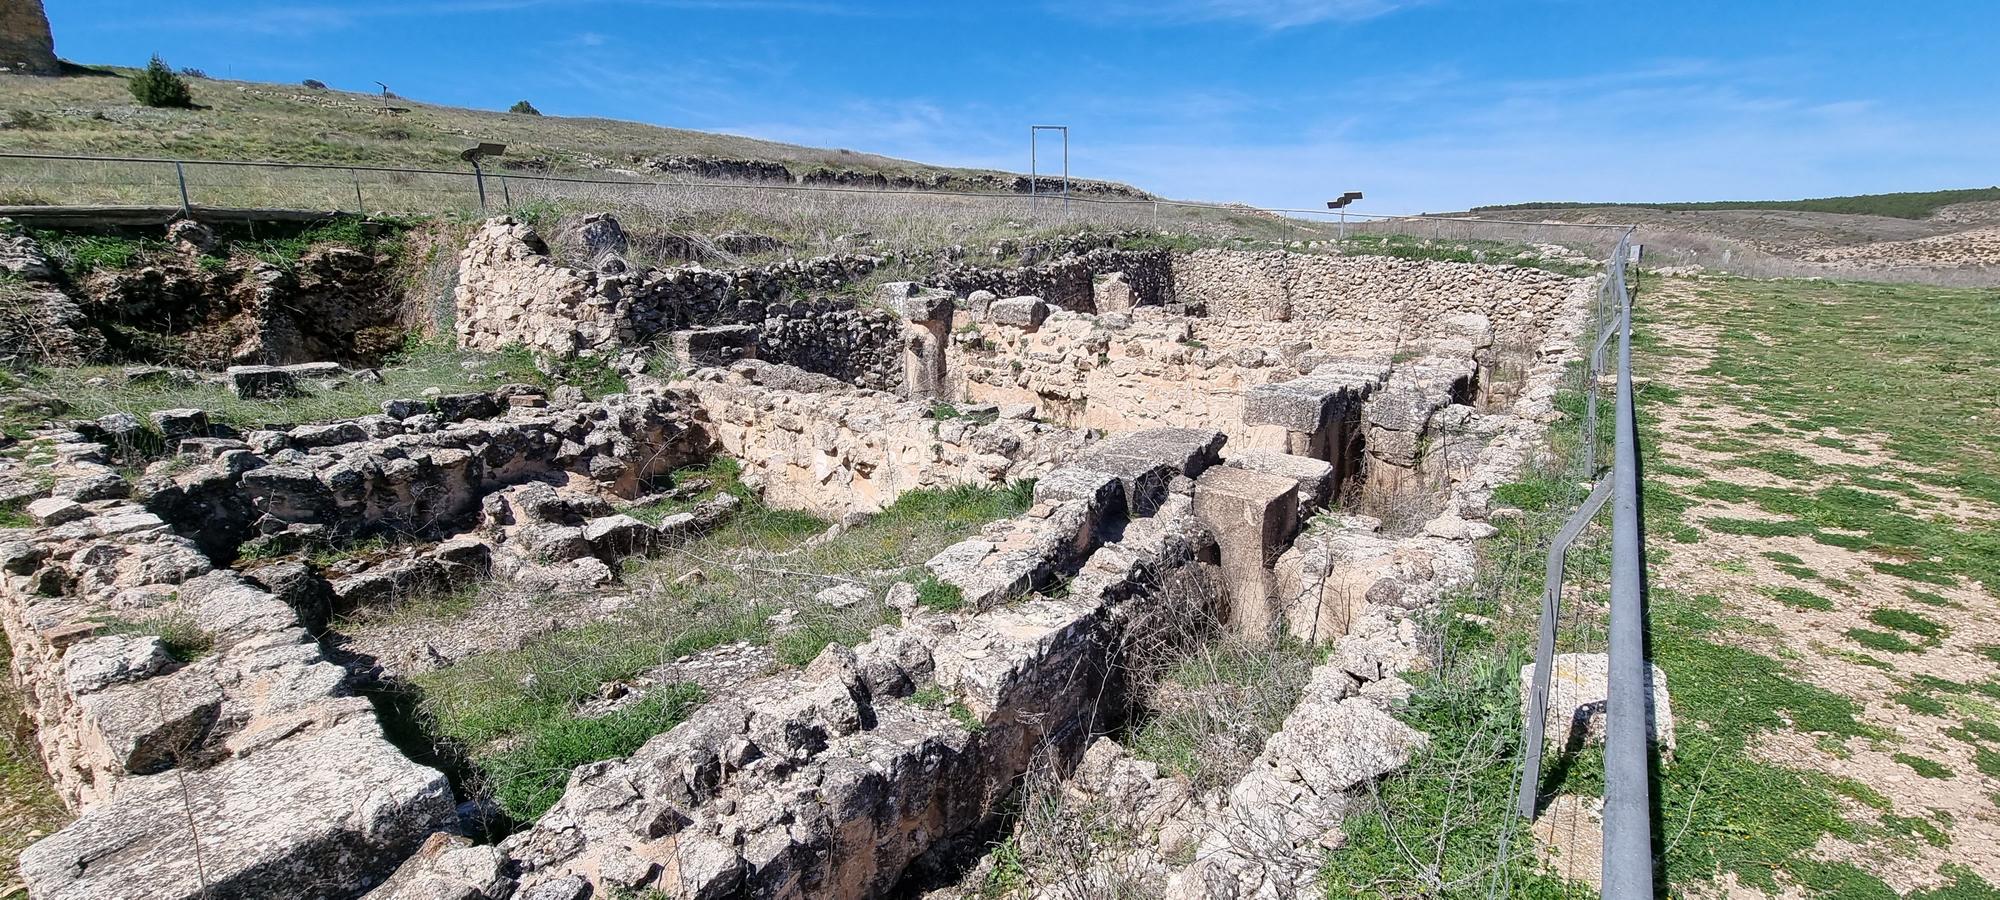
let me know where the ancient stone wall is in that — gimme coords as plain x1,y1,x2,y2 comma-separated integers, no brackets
454,218,888,372
0,441,455,900
0,0,58,75
1172,249,1594,348
683,361,1090,517
932,248,1174,312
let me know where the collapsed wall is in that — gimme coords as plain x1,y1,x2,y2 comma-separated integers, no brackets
454,218,901,389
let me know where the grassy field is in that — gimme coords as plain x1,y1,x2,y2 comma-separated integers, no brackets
0,65,1134,194
1322,271,2000,898
1472,187,2000,221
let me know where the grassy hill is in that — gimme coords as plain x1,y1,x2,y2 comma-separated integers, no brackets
0,64,1143,196
1471,187,2000,221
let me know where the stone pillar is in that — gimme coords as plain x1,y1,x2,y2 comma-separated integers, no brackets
0,0,59,76
876,282,954,402
1194,466,1300,640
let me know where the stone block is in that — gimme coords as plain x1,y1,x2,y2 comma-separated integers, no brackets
1194,466,1301,638
987,296,1049,329
228,365,298,399
672,325,760,369
1093,271,1136,313
1520,653,1675,754
26,496,87,526
1243,375,1358,434
433,392,501,423
1226,451,1336,512
147,408,209,443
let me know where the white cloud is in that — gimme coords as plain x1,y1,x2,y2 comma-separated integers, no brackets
1068,0,1432,29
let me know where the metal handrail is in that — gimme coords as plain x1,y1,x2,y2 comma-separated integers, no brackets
1602,231,1653,899
1510,230,1653,898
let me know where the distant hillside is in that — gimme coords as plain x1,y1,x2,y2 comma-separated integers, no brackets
0,64,1150,198
1473,187,2000,221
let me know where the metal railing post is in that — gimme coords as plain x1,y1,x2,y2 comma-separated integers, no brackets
500,175,512,209
173,161,191,215
352,175,365,214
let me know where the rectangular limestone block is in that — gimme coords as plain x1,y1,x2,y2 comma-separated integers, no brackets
1225,451,1335,512
1194,466,1301,638
1244,375,1365,434
987,296,1049,329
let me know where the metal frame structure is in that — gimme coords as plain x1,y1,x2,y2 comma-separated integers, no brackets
1513,228,1654,899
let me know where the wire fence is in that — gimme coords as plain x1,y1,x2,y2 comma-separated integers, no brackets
0,150,1633,256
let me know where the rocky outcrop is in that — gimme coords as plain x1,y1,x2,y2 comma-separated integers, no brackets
0,0,58,75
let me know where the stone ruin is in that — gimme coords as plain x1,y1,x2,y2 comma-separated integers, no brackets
0,215,1597,899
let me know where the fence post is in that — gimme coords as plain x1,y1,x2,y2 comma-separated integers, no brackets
353,175,365,215
500,175,512,209
173,161,191,215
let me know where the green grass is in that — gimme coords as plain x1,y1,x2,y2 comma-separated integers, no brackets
1472,187,2000,220
1868,608,1947,641
96,608,214,662
1846,628,1923,654
1763,585,1835,611
1892,753,1955,779
479,684,703,821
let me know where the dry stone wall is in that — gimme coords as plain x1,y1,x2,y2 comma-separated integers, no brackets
454,218,885,370
683,360,1090,517
1172,249,1594,348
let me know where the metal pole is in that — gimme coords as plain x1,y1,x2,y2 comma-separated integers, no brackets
1515,479,1613,818
1152,199,1158,230
501,175,512,209
174,161,191,214
1029,127,1037,221
1061,126,1069,219
353,175,365,214
1338,210,1346,241
1602,231,1655,900
471,158,488,210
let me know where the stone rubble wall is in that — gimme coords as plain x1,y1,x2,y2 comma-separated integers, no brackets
0,439,454,900
495,459,1217,900
930,248,1175,313
682,360,1092,518
1171,249,1596,348
453,218,884,370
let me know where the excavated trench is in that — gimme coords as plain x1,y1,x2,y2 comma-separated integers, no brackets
0,217,1598,900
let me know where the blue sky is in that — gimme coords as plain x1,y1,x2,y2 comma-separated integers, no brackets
44,1,2000,214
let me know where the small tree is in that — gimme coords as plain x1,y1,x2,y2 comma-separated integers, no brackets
509,100,542,116
129,55,193,108
302,79,328,90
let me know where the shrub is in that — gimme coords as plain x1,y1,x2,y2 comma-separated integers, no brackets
302,78,328,90
128,56,194,109
509,100,542,115
177,66,207,79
